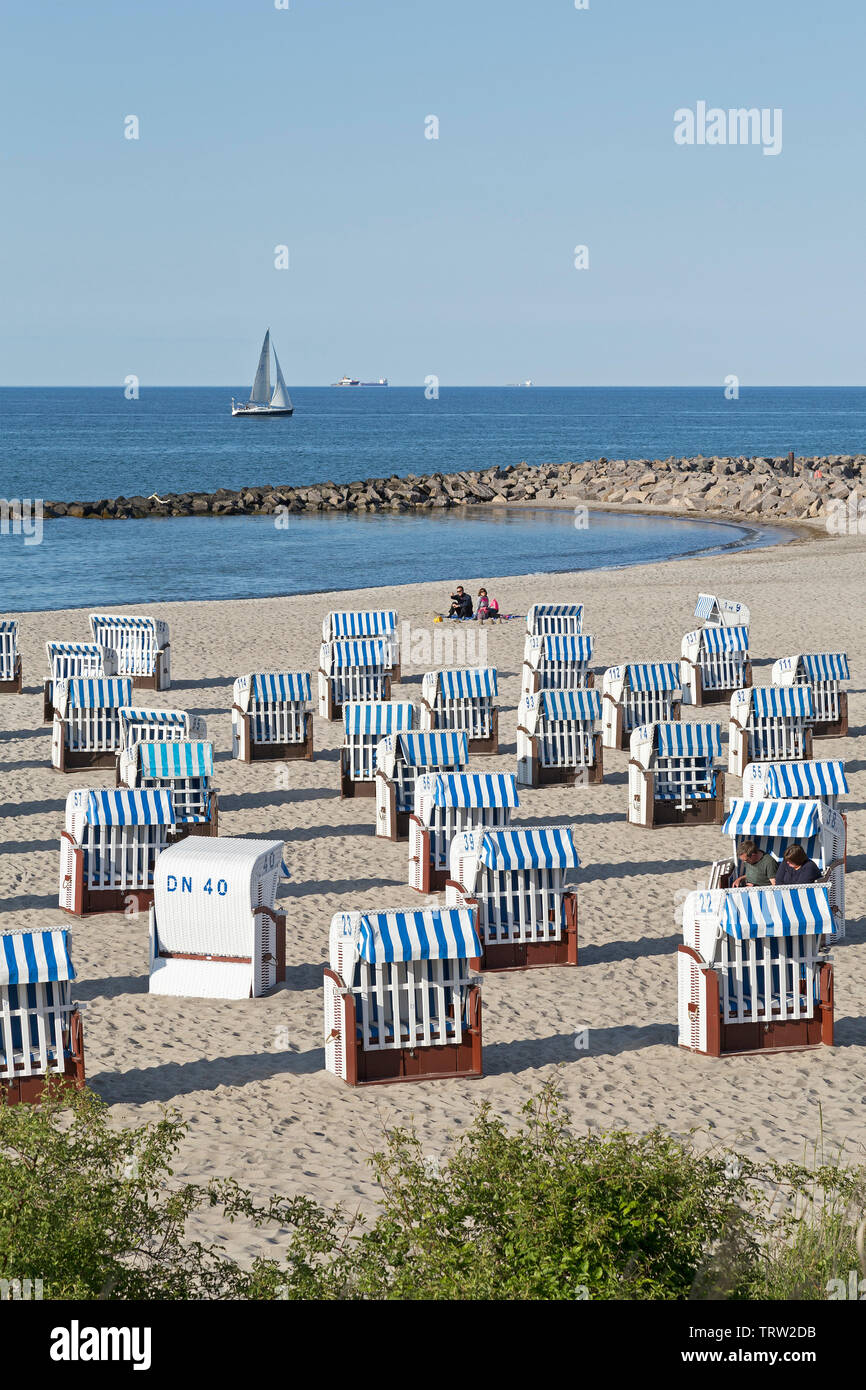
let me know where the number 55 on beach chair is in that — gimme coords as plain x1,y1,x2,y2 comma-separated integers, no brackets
516,688,603,787
409,771,519,893
232,672,313,763
0,620,22,694
628,721,725,827
89,614,171,691
375,730,468,841
324,907,483,1086
728,686,814,778
42,641,118,723
419,667,499,754
0,929,85,1105
601,662,681,751
771,653,850,739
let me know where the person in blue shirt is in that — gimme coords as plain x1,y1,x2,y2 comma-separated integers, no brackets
773,844,821,885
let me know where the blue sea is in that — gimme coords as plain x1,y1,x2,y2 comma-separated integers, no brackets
1,386,862,610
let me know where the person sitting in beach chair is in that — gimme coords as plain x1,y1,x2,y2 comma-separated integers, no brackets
773,843,821,885
476,589,499,622
448,586,473,620
731,839,776,888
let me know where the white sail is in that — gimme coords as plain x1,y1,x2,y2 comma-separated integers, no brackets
270,348,293,410
249,330,272,404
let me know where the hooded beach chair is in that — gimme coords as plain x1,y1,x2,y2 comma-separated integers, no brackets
324,906,483,1086
0,620,22,694
729,686,814,778
628,721,725,827
60,787,176,916
693,594,751,628
318,639,392,720
678,885,835,1056
42,641,118,723
419,667,499,754
741,759,848,811
0,929,85,1105
375,730,469,840
681,624,751,706
516,688,603,787
601,662,681,751
522,633,594,693
119,740,218,838
148,838,286,999
322,610,400,679
51,678,133,772
446,826,579,970
409,771,519,893
118,705,207,761
720,797,846,933
89,614,170,690
526,603,583,638
232,672,313,762
340,701,415,798
771,653,850,739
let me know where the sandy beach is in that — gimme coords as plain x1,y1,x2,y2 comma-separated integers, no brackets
2,522,864,1262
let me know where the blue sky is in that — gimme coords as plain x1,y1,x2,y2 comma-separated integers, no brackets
2,0,864,385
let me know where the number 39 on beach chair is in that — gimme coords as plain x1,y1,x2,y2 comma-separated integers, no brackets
601,663,681,751
526,603,583,638
59,788,177,916
322,610,400,680
771,653,850,739
628,721,725,827
728,686,814,778
678,885,835,1057
446,826,579,970
318,640,392,721
419,667,499,754
324,907,483,1086
42,641,118,724
89,614,171,691
409,771,519,893
0,929,85,1105
0,620,22,694
120,740,219,838
51,678,134,772
681,625,751,707
516,688,603,787
232,672,313,763
375,730,469,841
148,838,287,999
522,634,594,693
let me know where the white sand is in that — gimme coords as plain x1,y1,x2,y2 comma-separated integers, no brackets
3,523,865,1260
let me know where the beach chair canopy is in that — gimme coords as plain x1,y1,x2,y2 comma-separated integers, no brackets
764,760,848,799
0,620,18,635
343,701,413,736
742,687,814,719
325,610,397,641
701,625,749,654
774,653,850,684
120,706,188,728
526,603,583,630
138,740,214,780
75,788,176,827
655,722,722,758
535,634,593,664
0,930,76,986
251,672,311,702
721,885,836,939
628,662,680,692
393,731,468,767
154,838,284,938
46,641,116,674
424,667,499,700
723,798,823,839
356,907,482,964
477,826,579,871
429,772,519,809
694,595,750,627
540,689,602,722
328,639,388,669
58,678,133,710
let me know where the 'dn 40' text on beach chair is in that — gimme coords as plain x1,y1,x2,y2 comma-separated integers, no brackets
341,701,414,798
148,838,286,999
51,678,133,773
522,633,594,693
409,771,519,893
120,740,218,838
516,688,603,787
681,624,751,707
89,614,171,691
59,788,176,916
628,722,725,827
447,826,579,970
0,929,85,1105
0,620,22,694
728,686,814,778
420,667,499,754
324,907,483,1086
678,885,835,1057
375,730,468,841
232,672,313,763
318,640,392,721
601,662,681,751
526,603,583,638
742,759,848,812
693,593,751,629
771,653,850,739
42,641,118,724
720,796,846,935
322,610,400,680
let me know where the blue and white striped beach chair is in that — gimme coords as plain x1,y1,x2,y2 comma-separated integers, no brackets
60,787,176,916
601,661,681,750
318,638,392,720
375,730,469,840
679,885,835,1056
522,633,594,693
322,610,400,677
729,686,814,777
681,624,751,706
721,797,846,935
232,671,313,762
772,653,850,738
420,666,499,753
0,619,22,694
447,825,580,970
89,614,170,690
42,640,118,723
120,739,218,838
51,678,134,772
517,688,603,786
742,759,848,811
325,906,483,1085
628,721,725,827
0,929,85,1105
525,603,583,638
340,701,415,797
409,771,519,893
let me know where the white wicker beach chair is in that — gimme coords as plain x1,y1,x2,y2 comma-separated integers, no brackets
318,639,392,720
516,688,603,787
148,838,286,999
522,633,594,693
628,721,725,827
232,672,313,762
59,787,176,916
526,603,583,638
375,730,469,841
446,825,580,970
0,620,22,694
409,771,519,893
42,641,118,723
678,885,835,1056
51,678,134,772
771,653,850,739
681,625,751,706
324,906,483,1086
419,667,499,754
728,687,814,778
119,740,218,838
693,594,751,628
0,928,85,1105
340,701,415,798
601,661,681,750
89,614,170,690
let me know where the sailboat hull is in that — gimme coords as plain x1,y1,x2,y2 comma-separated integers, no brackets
231,404,294,417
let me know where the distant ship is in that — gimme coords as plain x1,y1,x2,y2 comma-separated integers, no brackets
231,330,294,416
332,375,389,386
505,380,534,387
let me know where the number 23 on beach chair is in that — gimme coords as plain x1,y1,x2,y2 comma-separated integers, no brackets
0,929,85,1105
89,614,171,691
419,666,499,754
728,686,814,778
628,721,725,827
231,672,313,763
771,653,850,739
408,771,519,893
601,662,681,751
517,688,603,787
0,619,22,694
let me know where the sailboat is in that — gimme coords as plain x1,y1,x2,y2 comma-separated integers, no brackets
231,330,294,416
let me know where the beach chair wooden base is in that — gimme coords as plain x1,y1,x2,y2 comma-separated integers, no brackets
0,658,23,695
129,650,170,692
679,949,833,1055
65,884,156,917
528,670,595,696
693,662,752,708
54,745,119,774
170,796,220,841
234,711,314,763
481,895,578,971
409,835,450,895
0,1013,86,1106
326,971,482,1085
339,750,376,799
633,772,726,829
42,680,54,723
811,693,848,740
467,718,499,756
